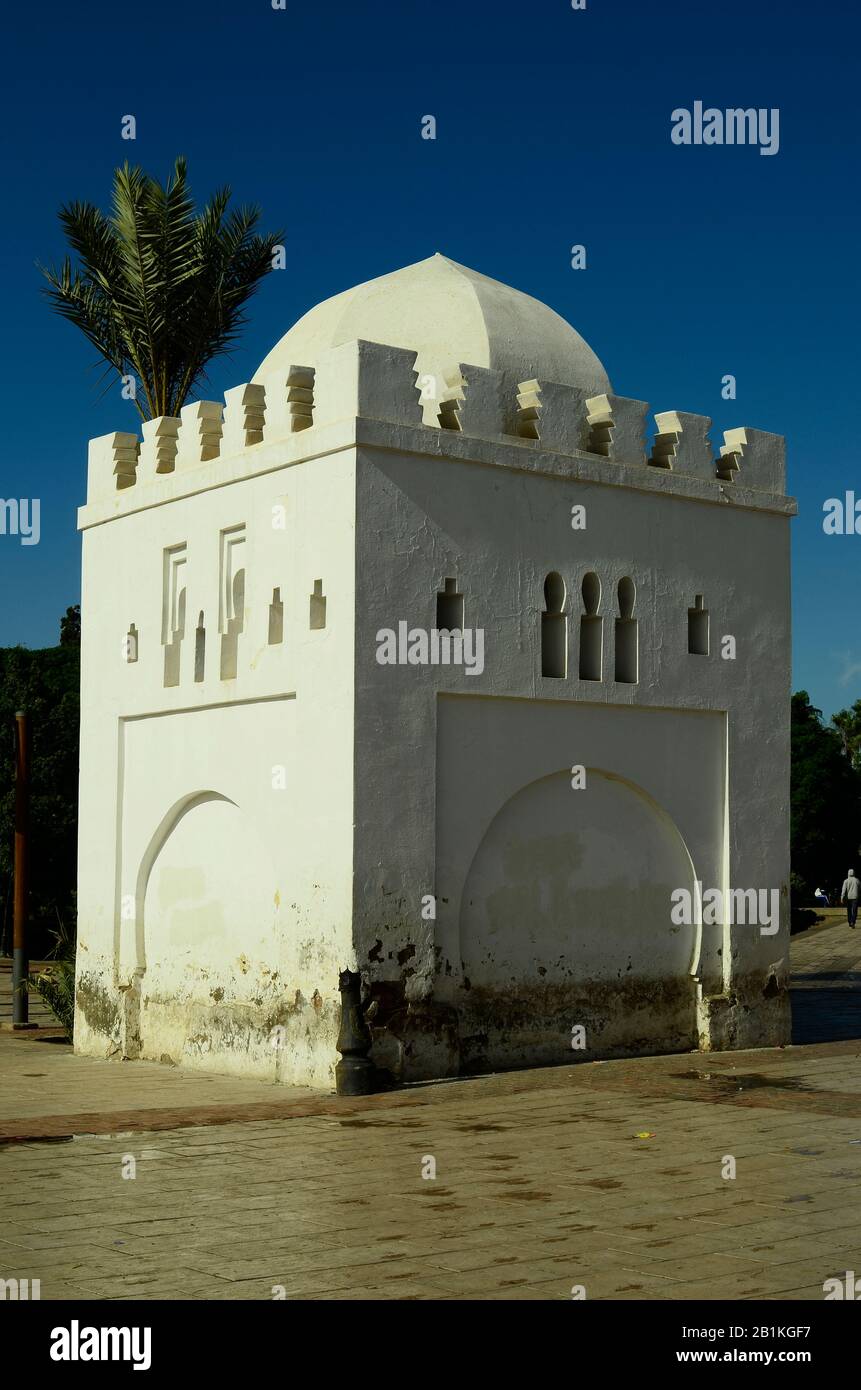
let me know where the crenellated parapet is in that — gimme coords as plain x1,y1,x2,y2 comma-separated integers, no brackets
87,431,140,493
139,416,180,477
716,427,786,493
649,411,714,480
222,382,266,454
262,366,315,442
516,380,590,454
83,340,788,509
313,340,423,428
177,400,223,466
584,393,649,465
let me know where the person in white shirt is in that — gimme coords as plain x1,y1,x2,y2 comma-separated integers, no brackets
839,869,859,928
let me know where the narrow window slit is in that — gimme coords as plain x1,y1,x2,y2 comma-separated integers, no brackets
220,569,245,680
194,611,206,682
162,544,187,688
437,577,464,632
615,578,638,683
310,579,326,630
579,572,603,681
541,573,567,678
269,587,284,645
688,594,710,655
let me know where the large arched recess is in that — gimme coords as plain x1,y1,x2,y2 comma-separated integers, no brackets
458,767,699,991
133,790,279,996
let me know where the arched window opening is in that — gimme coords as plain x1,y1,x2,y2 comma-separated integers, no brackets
615,578,638,683
579,572,603,681
541,572,567,678
220,568,245,679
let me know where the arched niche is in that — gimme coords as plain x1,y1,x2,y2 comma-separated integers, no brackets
132,791,278,988
459,768,698,989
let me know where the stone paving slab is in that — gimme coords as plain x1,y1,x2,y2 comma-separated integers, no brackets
4,1027,861,1144
791,913,861,1044
2,1036,860,1301
0,918,858,1300
0,913,854,1145
0,1032,312,1132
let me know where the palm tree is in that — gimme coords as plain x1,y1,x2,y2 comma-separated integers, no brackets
41,157,282,421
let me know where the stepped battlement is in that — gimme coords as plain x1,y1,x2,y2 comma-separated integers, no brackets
83,338,788,516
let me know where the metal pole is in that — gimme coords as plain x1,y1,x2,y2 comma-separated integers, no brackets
12,710,30,1025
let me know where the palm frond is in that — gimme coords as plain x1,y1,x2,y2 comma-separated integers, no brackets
26,911,76,1040
27,962,75,1039
41,157,282,420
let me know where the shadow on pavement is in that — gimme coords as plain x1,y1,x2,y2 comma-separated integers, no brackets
791,913,861,1044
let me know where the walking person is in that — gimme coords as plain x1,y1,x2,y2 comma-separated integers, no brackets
840,869,859,927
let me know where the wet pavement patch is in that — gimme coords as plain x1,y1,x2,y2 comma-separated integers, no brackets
672,1069,812,1092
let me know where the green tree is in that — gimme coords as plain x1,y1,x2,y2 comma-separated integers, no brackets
40,157,282,421
0,616,80,958
59,604,80,647
791,690,861,901
832,699,861,771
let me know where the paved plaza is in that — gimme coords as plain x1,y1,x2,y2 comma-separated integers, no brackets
1,915,859,1301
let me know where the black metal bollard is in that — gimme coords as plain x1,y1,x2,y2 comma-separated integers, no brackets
335,969,376,1096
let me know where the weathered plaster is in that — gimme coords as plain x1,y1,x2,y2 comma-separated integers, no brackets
75,254,793,1088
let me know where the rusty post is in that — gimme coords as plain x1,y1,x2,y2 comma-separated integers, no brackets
12,710,30,1026
335,969,376,1095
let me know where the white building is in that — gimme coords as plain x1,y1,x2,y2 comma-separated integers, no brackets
74,254,794,1089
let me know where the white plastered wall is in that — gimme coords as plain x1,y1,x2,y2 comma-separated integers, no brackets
352,441,791,1070
73,328,793,1088
75,446,357,1088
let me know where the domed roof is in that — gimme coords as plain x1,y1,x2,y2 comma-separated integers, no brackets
254,253,611,402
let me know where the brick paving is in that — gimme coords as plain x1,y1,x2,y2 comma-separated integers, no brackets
790,909,861,1044
0,1033,311,1141
0,918,858,1301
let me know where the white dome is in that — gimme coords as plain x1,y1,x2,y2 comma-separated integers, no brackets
254,253,611,399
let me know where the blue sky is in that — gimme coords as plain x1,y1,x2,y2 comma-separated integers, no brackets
2,0,858,720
